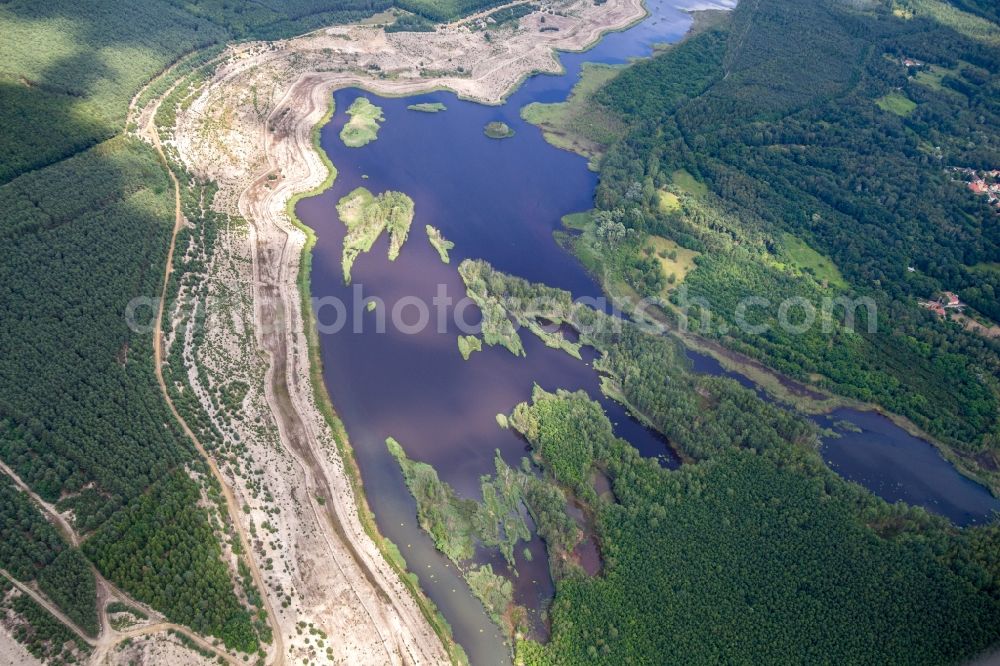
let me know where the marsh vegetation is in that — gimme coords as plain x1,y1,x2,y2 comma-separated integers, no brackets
408,102,448,113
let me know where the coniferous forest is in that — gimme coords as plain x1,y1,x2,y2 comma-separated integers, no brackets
0,0,560,656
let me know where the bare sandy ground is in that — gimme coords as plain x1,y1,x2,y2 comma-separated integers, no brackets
0,623,42,666
100,635,218,666
160,1,647,664
176,0,645,209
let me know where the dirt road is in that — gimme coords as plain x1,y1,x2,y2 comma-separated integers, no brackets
243,73,451,665
141,79,285,666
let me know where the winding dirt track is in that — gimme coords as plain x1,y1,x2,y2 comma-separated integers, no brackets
128,46,448,666
242,74,448,665
141,81,285,666
0,461,78,547
0,418,244,664
0,568,235,664
0,569,95,645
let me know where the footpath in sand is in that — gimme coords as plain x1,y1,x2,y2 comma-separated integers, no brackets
164,0,647,663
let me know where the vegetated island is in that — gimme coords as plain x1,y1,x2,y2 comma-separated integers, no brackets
457,335,482,360
336,187,414,283
386,437,551,634
401,260,1000,663
425,225,455,263
340,97,384,147
457,260,525,356
460,259,583,358
484,121,515,139
408,102,448,113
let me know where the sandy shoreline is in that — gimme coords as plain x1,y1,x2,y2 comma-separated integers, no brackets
165,0,648,663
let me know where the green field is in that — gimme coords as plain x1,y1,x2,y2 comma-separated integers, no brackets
876,91,918,115
670,168,709,197
780,233,847,289
656,190,681,213
970,262,1000,274
644,235,700,292
913,65,949,90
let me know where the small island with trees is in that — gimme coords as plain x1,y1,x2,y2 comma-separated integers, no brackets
425,225,455,263
336,187,415,282
340,97,385,147
484,121,515,139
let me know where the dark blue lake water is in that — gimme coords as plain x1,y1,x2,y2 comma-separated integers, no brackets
295,0,998,661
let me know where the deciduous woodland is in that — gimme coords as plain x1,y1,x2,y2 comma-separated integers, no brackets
391,261,1000,663
527,0,1000,473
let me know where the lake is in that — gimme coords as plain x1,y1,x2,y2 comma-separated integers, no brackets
295,0,998,661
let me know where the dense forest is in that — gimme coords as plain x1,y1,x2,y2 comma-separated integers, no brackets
0,476,97,636
83,471,258,652
0,134,254,645
540,0,1000,459
0,0,507,187
0,0,547,652
512,388,1000,665
0,138,189,514
396,0,510,22
0,577,92,664
405,257,1000,662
